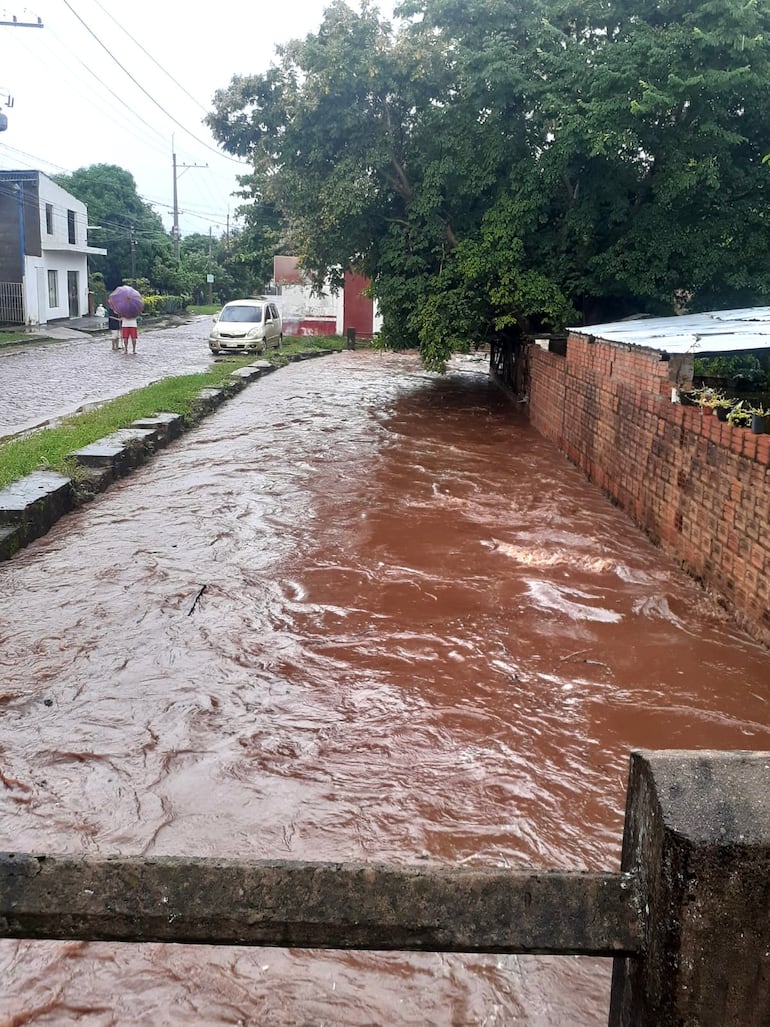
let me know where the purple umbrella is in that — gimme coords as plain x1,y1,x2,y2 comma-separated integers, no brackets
109,285,144,318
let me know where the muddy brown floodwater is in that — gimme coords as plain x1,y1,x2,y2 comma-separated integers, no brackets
1,351,769,1026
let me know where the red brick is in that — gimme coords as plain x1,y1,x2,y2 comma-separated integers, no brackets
755,435,770,466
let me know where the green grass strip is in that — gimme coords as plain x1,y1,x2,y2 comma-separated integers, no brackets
0,361,251,489
0,336,353,489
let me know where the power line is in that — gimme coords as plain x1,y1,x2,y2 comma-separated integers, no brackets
19,25,171,157
61,0,248,166
4,7,246,237
88,0,210,116
0,141,69,173
3,146,244,229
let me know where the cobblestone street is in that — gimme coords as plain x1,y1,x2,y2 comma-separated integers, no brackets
0,316,215,439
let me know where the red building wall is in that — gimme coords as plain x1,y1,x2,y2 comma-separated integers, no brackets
527,335,770,646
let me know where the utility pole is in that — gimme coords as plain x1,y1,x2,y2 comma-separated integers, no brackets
0,92,11,132
172,150,180,260
0,14,43,27
1,11,44,130
171,142,206,260
207,227,213,305
129,225,136,281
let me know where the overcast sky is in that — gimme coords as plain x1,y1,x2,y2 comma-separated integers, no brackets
0,0,394,240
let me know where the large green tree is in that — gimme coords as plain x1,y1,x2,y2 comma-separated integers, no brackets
54,164,174,292
207,0,770,370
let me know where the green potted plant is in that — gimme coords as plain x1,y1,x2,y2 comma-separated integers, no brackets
711,394,734,422
727,401,752,428
686,385,721,415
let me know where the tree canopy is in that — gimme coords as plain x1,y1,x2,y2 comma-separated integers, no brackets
55,163,270,303
207,0,770,370
53,164,171,291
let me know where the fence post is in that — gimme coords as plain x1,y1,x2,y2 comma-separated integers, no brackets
608,750,770,1026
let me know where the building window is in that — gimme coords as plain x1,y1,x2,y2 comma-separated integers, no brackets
45,203,53,235
48,270,58,308
67,209,76,245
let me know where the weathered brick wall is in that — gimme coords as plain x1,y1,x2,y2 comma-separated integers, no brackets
527,334,770,646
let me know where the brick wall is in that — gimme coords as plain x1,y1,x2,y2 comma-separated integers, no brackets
527,334,770,647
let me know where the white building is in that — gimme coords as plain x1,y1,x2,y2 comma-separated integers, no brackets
272,256,383,338
0,169,106,325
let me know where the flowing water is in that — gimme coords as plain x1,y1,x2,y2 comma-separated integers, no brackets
1,351,769,1026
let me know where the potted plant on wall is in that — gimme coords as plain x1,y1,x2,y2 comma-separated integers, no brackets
749,403,769,434
686,386,729,416
712,395,734,422
727,401,752,428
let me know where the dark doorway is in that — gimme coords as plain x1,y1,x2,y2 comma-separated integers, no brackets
67,270,79,317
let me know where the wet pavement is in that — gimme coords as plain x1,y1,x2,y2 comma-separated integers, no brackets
1,351,769,1025
0,316,214,439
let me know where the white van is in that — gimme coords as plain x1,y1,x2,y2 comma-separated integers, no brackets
208,298,283,354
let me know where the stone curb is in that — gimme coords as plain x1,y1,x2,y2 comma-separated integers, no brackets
0,350,336,563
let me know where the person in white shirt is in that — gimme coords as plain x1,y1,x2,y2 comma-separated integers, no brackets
121,316,138,353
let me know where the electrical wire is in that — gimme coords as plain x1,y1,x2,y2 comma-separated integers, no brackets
88,0,211,116
2,9,257,237
14,25,172,158
0,156,238,235
0,141,70,174
61,0,248,166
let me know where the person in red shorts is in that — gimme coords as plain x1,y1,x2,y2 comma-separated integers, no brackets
121,315,138,353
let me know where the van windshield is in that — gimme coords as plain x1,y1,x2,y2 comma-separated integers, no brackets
220,305,263,323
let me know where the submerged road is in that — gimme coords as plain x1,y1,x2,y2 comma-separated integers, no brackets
1,350,769,1025
0,317,214,439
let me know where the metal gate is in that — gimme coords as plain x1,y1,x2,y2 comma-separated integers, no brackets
0,281,23,325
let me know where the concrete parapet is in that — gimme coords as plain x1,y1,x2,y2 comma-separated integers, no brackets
0,523,22,561
0,854,636,954
221,378,247,398
291,351,326,362
2,750,769,1025
610,750,770,1026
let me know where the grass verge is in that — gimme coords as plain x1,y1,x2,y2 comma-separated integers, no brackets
0,330,43,348
0,359,252,489
272,335,347,364
187,304,220,317
0,338,352,489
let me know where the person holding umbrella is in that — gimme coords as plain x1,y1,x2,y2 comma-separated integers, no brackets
109,285,144,354
107,304,121,351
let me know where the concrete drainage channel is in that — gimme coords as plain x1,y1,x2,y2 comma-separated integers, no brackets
0,351,336,563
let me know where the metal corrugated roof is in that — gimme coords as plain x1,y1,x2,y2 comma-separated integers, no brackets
569,307,770,355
